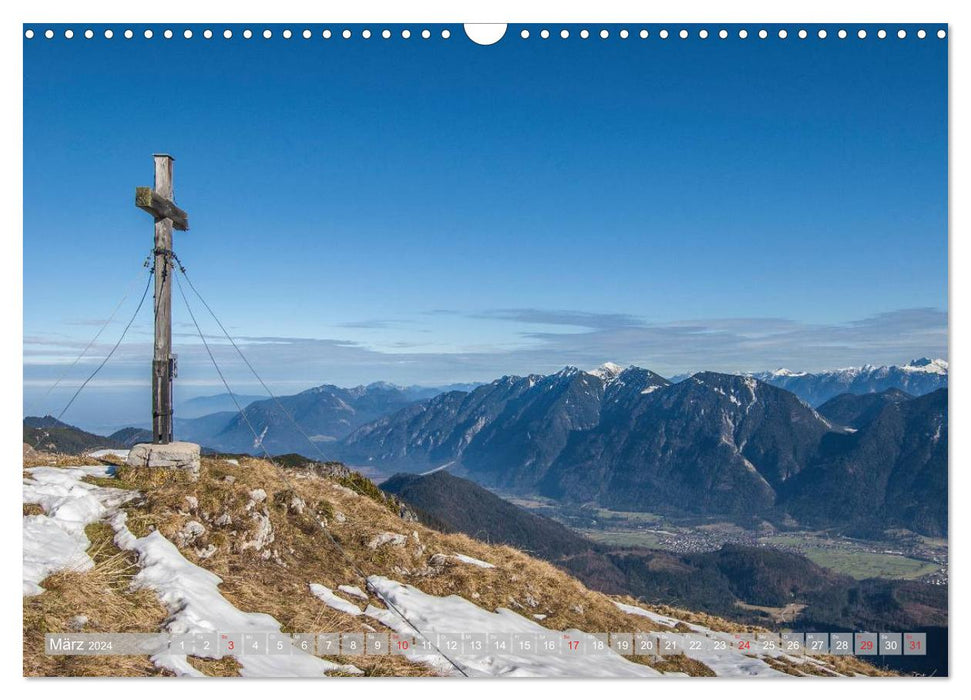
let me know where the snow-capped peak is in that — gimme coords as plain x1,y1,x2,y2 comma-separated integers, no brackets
770,368,807,378
588,362,625,381
903,358,948,375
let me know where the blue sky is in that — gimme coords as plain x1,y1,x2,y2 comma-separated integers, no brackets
23,24,948,429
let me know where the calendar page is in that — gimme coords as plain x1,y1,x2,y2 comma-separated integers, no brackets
20,7,949,684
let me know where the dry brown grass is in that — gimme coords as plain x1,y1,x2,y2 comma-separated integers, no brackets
652,654,717,676
23,455,894,678
185,655,241,677
23,522,172,677
762,655,835,677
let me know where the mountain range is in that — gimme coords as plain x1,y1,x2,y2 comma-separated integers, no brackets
343,364,947,536
159,382,479,456
751,358,948,406
35,358,946,536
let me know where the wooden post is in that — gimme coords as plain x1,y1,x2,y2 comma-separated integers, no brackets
136,154,189,444
152,155,174,444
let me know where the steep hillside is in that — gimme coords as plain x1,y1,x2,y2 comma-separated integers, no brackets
22,450,886,678
383,470,946,672
24,416,125,454
341,365,670,486
779,389,948,537
195,382,425,455
542,373,831,514
381,471,592,560
816,389,914,430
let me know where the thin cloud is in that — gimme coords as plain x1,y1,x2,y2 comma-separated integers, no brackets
24,307,947,390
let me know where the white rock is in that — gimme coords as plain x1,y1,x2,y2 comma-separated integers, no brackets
367,532,407,549
126,442,200,473
178,520,206,545
241,513,274,551
195,544,217,560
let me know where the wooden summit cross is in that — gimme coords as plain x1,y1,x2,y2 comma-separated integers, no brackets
135,154,189,445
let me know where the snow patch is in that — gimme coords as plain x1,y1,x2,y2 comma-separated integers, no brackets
22,466,136,595
111,511,361,676
364,576,659,677
452,553,496,569
337,584,369,600
309,583,364,616
614,601,788,677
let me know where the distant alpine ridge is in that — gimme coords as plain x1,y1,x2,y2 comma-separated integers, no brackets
341,362,947,536
166,382,480,455
750,358,948,406
89,358,947,535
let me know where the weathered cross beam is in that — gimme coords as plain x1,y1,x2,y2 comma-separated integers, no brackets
135,154,190,444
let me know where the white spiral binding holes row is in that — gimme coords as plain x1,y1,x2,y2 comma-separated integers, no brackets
24,27,948,41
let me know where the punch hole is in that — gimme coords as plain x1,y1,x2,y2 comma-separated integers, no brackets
24,29,34,39
184,29,192,39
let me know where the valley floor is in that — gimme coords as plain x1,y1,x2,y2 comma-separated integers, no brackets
506,496,948,586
